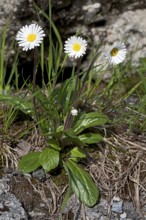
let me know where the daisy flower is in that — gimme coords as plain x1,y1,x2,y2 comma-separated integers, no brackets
64,36,87,59
105,41,127,65
71,108,78,116
16,24,45,51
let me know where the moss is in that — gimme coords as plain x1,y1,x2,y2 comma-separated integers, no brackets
51,169,68,187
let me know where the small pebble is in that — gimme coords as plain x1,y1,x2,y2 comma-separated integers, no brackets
32,168,46,181
120,212,127,219
112,200,123,214
113,196,121,202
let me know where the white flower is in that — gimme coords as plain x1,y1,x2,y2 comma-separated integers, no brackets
71,108,78,116
64,36,87,59
105,42,127,65
16,24,45,51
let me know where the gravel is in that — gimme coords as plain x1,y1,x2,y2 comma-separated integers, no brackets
0,174,144,219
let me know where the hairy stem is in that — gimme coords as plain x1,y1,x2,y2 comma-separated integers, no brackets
32,48,39,121
64,58,81,130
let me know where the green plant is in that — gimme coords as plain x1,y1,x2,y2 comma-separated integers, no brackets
1,0,135,210
15,6,109,208
0,21,18,93
18,110,108,207
16,56,109,207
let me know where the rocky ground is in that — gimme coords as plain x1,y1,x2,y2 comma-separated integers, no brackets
0,170,144,220
1,118,146,219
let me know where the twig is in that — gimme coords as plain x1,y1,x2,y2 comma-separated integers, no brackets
81,203,87,220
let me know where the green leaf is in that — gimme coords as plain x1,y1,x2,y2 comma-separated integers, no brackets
56,125,64,132
50,125,63,139
0,94,33,114
65,129,81,142
65,128,77,138
62,129,84,146
72,112,109,134
64,159,99,207
70,147,86,160
60,184,72,211
47,139,61,151
39,148,60,172
78,133,103,144
18,152,41,174
56,77,76,113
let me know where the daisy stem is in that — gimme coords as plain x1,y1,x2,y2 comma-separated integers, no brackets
77,52,100,103
32,47,39,121
64,58,81,130
72,58,82,105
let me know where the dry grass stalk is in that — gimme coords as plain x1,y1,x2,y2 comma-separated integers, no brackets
89,132,146,217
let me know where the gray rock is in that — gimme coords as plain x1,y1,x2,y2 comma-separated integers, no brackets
0,192,28,220
0,0,33,64
0,0,25,29
16,140,31,157
3,167,13,175
62,195,109,220
98,199,108,215
82,3,102,25
104,9,146,65
52,0,71,9
0,179,10,195
86,205,101,219
112,200,123,213
120,211,127,220
32,168,46,181
123,201,139,219
99,216,110,220
0,177,28,220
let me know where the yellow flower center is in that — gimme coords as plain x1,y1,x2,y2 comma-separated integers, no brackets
73,43,81,52
27,34,36,42
110,48,119,56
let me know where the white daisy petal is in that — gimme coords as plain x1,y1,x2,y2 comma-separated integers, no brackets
71,108,78,116
64,35,87,59
16,24,45,51
105,41,127,65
